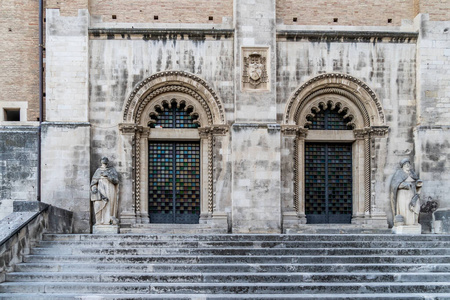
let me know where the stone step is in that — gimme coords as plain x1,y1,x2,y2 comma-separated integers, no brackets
28,247,450,256
36,240,450,248
15,262,450,273
2,293,449,299
42,233,450,242
6,271,450,283
2,282,450,294
23,254,450,264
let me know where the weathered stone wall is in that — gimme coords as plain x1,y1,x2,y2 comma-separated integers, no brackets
0,126,38,220
414,16,450,211
231,125,281,232
276,34,418,220
0,201,73,282
0,0,39,121
415,16,450,126
41,123,91,233
88,31,235,222
46,9,89,122
43,9,91,233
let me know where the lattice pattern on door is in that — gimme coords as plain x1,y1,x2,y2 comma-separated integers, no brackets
305,143,352,224
148,142,201,224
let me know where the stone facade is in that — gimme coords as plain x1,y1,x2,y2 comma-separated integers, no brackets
0,1,449,234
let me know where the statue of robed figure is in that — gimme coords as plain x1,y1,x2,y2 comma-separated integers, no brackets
90,157,119,225
390,158,423,226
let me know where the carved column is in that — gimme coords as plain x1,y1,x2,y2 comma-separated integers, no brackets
353,126,389,227
368,126,389,226
198,127,213,222
281,126,308,230
118,123,143,226
295,128,308,224
353,128,370,224
209,125,229,231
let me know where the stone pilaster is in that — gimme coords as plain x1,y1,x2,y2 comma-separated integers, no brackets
231,0,279,233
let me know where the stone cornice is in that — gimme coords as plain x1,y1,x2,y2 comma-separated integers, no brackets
89,28,234,40
277,30,418,43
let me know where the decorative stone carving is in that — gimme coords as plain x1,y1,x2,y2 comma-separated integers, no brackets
90,157,120,229
242,48,269,90
390,158,423,234
370,126,389,137
212,125,229,135
118,123,143,135
123,71,226,125
284,73,386,126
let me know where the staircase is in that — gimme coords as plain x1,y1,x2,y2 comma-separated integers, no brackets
1,234,450,299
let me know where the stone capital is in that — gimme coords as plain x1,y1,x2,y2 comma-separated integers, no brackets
370,126,389,137
211,125,229,136
353,128,371,140
118,123,143,135
198,127,213,138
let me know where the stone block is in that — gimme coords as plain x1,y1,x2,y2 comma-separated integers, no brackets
392,224,422,234
433,209,450,234
92,225,119,234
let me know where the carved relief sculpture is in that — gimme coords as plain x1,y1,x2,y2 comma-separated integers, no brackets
390,158,423,228
242,48,269,90
90,157,119,226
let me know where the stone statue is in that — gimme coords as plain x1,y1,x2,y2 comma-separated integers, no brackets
390,158,423,226
90,157,119,225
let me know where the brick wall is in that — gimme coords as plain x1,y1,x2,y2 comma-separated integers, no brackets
277,0,414,26
46,0,88,16
89,0,233,24
418,0,450,21
0,0,39,121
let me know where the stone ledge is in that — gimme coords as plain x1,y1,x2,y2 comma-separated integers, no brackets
89,28,234,40
277,30,418,43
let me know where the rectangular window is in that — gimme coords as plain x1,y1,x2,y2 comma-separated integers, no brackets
4,108,20,121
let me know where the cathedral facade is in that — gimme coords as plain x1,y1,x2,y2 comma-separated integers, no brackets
1,0,449,234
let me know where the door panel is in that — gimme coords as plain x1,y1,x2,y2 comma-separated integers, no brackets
148,141,200,224
305,143,352,224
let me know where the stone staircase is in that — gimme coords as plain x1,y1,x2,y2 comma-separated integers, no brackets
1,234,450,299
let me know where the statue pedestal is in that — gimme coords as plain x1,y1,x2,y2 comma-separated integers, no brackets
392,224,421,235
93,224,119,234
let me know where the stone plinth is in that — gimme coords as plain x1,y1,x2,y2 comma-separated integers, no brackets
93,225,119,234
392,224,422,234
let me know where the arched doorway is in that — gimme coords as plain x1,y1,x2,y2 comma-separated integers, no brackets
282,73,388,226
119,71,227,225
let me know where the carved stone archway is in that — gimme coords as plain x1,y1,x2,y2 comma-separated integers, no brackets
282,73,389,228
119,71,227,225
